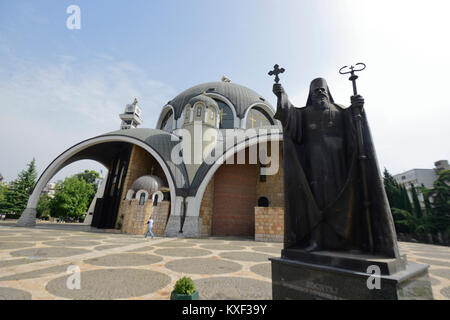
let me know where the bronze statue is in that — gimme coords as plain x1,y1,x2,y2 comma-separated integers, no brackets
270,66,400,258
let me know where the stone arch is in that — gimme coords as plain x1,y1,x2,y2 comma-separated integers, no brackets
193,131,283,223
17,135,177,227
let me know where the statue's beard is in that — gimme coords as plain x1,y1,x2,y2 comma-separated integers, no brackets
313,97,329,109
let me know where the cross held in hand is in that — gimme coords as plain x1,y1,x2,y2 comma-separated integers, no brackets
268,64,285,83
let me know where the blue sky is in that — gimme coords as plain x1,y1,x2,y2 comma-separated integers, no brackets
1,0,449,182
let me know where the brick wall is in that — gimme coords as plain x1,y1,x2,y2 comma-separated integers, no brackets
254,207,284,242
212,161,258,237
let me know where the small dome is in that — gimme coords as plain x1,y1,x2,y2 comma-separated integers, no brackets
130,175,164,194
187,94,218,109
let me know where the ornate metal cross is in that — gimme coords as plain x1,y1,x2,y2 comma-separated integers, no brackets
268,64,285,83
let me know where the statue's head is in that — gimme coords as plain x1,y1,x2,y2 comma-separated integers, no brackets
306,78,334,107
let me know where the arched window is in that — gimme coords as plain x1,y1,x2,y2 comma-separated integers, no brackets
246,107,273,129
139,193,146,205
160,109,174,131
215,100,234,129
196,105,202,117
184,106,191,123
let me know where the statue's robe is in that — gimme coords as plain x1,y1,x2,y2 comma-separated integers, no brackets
275,91,400,257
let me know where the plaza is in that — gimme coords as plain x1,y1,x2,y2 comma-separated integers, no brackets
0,223,448,300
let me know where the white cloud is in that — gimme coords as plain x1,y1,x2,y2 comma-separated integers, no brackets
0,55,176,182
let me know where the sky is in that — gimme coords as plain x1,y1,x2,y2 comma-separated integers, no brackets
0,0,449,183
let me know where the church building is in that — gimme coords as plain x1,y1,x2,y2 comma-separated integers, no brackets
17,78,285,241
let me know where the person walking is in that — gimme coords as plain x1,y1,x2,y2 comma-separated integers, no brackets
144,217,154,239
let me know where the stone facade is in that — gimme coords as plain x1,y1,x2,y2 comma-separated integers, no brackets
254,207,284,242
256,142,284,207
119,199,170,236
199,176,214,237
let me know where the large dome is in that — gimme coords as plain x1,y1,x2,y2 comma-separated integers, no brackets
167,81,273,120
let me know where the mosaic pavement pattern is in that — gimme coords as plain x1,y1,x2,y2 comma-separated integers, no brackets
0,223,449,300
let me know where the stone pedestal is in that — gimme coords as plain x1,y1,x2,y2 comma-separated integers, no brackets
271,249,433,300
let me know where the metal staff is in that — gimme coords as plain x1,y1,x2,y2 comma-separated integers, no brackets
339,63,374,253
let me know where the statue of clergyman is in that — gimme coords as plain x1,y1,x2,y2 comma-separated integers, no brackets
269,64,400,258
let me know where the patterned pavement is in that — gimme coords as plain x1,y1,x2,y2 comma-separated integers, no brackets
0,224,448,300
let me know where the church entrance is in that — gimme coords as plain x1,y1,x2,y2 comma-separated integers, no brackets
212,161,257,237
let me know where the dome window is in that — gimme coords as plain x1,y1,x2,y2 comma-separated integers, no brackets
197,106,202,117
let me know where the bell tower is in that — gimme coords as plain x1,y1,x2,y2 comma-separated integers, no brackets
120,98,143,130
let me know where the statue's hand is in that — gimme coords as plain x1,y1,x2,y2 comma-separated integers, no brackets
273,83,285,97
351,94,364,110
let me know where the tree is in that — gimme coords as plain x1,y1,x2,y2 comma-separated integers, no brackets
75,170,101,193
383,168,403,209
37,194,52,219
422,170,450,236
49,176,95,220
410,184,423,218
0,158,38,215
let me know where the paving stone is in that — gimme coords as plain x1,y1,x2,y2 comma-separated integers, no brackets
154,248,212,257
61,235,109,240
226,240,261,246
0,236,56,242
416,258,450,268
46,268,171,299
250,263,271,279
10,247,91,258
0,264,71,281
429,268,450,279
0,287,32,300
0,258,46,268
429,277,441,286
152,241,195,248
440,287,450,299
94,245,126,251
410,252,450,260
0,242,35,250
165,258,242,274
184,238,227,244
126,246,154,253
42,240,102,247
84,253,162,267
219,251,272,262
195,277,271,300
252,246,282,254
102,238,147,244
199,244,245,251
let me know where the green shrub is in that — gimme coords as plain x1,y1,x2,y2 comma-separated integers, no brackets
174,276,195,295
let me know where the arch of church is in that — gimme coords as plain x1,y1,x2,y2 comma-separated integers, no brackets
190,133,283,238
17,135,177,228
